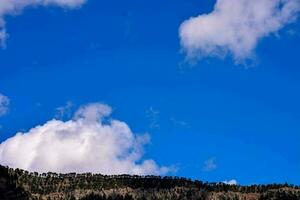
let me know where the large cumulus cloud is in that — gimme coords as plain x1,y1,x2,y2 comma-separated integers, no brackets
0,103,169,175
179,0,300,63
0,0,86,46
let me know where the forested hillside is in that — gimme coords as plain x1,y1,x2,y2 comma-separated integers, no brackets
0,165,299,200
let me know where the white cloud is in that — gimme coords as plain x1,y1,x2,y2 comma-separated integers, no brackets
203,157,217,172
0,103,170,175
0,93,9,117
0,0,86,46
179,0,300,63
223,179,238,185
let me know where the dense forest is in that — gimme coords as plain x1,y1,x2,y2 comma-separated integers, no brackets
0,165,299,200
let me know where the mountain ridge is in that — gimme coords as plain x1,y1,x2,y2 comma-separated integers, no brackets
0,165,299,200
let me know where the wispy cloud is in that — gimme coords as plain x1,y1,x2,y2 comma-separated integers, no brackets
0,93,9,117
179,0,300,64
170,118,190,128
146,107,160,129
0,0,87,46
203,157,217,172
55,101,74,119
0,103,170,175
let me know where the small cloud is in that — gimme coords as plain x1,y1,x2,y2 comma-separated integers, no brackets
55,101,74,119
179,0,300,64
0,93,9,117
203,157,217,172
223,179,238,185
170,118,190,128
286,28,300,36
146,107,160,129
35,102,42,107
165,165,180,174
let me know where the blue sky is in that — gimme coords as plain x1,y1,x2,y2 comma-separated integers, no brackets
0,0,300,185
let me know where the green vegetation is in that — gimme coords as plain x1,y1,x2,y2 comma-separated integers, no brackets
0,165,299,200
